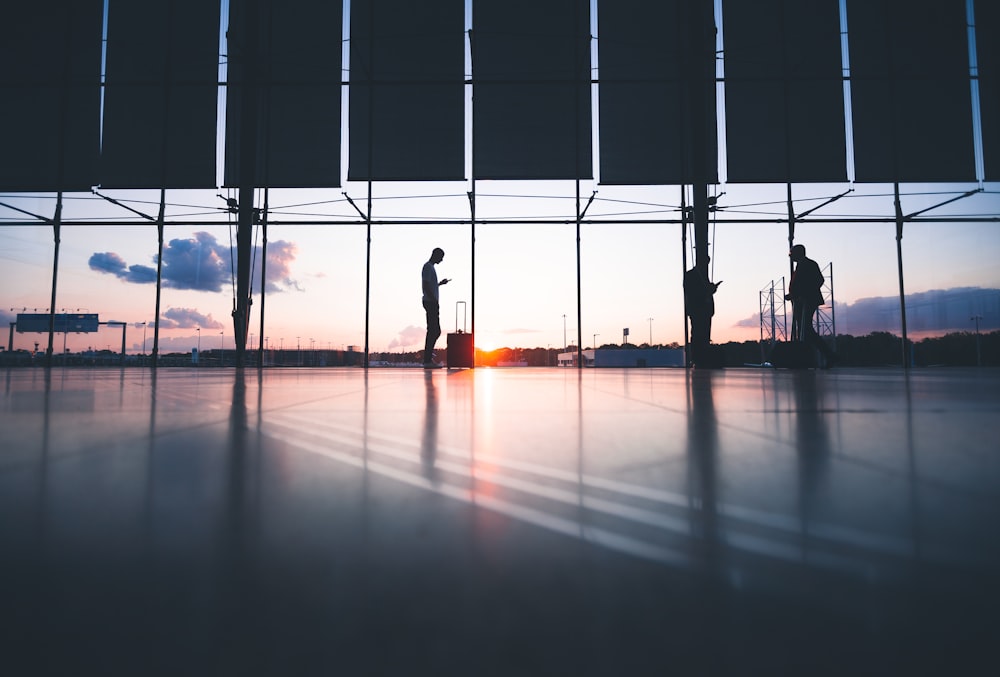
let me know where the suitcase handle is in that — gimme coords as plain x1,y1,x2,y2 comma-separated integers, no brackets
455,301,467,333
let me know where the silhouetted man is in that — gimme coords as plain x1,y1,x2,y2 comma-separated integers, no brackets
786,244,838,368
421,247,450,368
684,254,721,367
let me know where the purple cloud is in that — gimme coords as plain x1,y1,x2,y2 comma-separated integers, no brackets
735,287,1000,335
89,232,301,293
158,307,225,330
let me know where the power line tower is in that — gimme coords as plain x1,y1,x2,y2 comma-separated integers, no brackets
815,262,837,349
759,278,789,362
760,261,836,362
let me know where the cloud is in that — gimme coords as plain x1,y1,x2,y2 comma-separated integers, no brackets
842,287,1000,336
89,232,302,294
158,307,225,330
734,287,1000,336
88,251,127,275
262,240,302,293
389,325,425,349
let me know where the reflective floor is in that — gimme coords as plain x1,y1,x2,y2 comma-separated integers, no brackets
2,366,998,675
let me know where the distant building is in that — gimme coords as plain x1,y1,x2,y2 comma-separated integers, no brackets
557,347,684,367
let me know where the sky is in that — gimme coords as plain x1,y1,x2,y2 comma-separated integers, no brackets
2,0,999,356
2,180,998,356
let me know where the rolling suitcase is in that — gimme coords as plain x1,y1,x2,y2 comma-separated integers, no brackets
768,340,817,369
447,301,474,368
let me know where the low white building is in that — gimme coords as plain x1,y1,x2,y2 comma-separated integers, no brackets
557,347,685,367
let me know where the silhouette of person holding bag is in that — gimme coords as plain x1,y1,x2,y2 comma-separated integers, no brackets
786,244,838,368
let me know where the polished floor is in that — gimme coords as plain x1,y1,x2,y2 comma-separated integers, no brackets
2,365,998,675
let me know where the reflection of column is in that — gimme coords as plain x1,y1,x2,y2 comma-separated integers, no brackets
577,370,585,538
36,369,54,553
226,369,249,545
219,368,251,645
228,368,248,490
360,369,373,636
421,372,439,483
686,370,719,567
142,368,160,559
792,371,831,556
903,371,921,559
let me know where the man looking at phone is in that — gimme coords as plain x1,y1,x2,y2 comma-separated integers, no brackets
684,253,721,367
422,247,450,368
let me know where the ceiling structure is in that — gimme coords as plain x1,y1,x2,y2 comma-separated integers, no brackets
2,0,997,365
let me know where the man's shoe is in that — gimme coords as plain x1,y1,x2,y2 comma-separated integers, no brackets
423,361,443,369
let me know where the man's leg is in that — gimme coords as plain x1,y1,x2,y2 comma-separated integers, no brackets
690,314,708,365
802,304,836,363
424,300,441,364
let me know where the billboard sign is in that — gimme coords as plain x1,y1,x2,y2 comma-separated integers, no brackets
16,313,100,333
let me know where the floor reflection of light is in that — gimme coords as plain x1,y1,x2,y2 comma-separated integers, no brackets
250,368,998,579
472,366,496,463
476,367,496,416
472,369,498,505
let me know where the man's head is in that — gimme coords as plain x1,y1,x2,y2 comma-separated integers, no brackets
430,247,445,263
789,244,806,263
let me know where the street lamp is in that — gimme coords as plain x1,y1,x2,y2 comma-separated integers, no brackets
220,331,224,365
563,314,567,350
196,327,201,364
56,308,68,362
593,333,599,350
648,317,654,346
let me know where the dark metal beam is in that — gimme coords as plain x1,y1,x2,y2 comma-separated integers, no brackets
233,0,260,368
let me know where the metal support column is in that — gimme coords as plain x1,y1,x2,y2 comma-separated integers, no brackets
468,188,476,365
234,0,261,368
45,195,63,368
364,181,372,369
787,184,796,278
257,189,269,368
576,181,583,368
682,0,713,350
152,192,165,368
681,187,690,364
894,183,909,368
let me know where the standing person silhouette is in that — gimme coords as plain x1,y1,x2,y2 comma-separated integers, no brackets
421,247,450,368
786,244,838,368
684,254,721,367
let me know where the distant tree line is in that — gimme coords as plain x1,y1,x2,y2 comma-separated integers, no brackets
731,330,999,368
469,330,999,368
4,331,995,368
